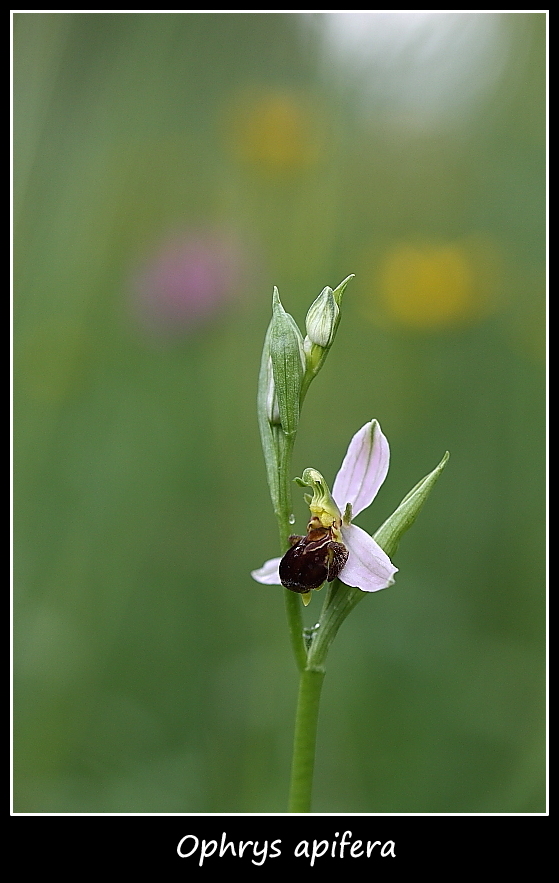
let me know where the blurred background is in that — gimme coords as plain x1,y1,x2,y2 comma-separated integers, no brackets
13,12,546,813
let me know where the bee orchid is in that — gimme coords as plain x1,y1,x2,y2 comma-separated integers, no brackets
251,420,398,598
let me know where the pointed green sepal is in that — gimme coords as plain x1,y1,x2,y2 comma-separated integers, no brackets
374,451,450,559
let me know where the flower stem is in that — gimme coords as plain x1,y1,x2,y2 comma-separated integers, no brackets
275,431,306,672
274,430,322,807
288,667,325,813
284,591,306,672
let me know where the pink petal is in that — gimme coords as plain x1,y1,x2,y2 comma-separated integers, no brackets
251,557,282,584
332,420,390,517
339,522,397,592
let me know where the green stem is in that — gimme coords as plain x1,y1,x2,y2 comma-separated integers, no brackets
284,591,306,672
275,431,306,672
274,429,322,805
288,667,325,813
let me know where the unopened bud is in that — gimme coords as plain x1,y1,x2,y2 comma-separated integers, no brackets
300,276,354,392
305,287,339,348
269,287,305,437
265,356,281,425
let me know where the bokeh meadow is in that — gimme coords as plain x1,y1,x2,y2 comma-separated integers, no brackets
13,12,546,813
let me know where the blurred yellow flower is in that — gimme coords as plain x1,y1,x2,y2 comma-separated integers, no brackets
227,89,321,174
374,238,503,330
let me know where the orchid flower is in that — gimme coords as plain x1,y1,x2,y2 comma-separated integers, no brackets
251,420,398,596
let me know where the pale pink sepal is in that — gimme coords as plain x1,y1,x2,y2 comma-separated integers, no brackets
339,522,398,592
332,420,389,517
251,557,282,585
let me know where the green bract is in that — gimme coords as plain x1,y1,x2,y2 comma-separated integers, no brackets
374,451,450,560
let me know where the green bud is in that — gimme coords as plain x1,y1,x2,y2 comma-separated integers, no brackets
264,356,281,426
305,287,339,348
269,287,305,438
301,275,354,393
257,325,281,512
374,451,450,559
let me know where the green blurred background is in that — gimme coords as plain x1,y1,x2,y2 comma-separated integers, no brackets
13,12,546,813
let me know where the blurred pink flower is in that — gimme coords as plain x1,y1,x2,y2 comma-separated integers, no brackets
131,230,245,336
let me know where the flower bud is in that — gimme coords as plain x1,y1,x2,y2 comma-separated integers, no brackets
264,356,281,426
300,275,354,390
256,326,281,512
269,287,305,437
305,287,339,348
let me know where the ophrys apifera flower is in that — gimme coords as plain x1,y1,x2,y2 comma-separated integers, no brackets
252,420,398,599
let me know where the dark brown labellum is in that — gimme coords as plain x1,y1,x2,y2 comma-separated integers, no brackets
279,524,349,593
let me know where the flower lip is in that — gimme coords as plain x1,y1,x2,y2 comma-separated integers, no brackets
279,520,349,593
